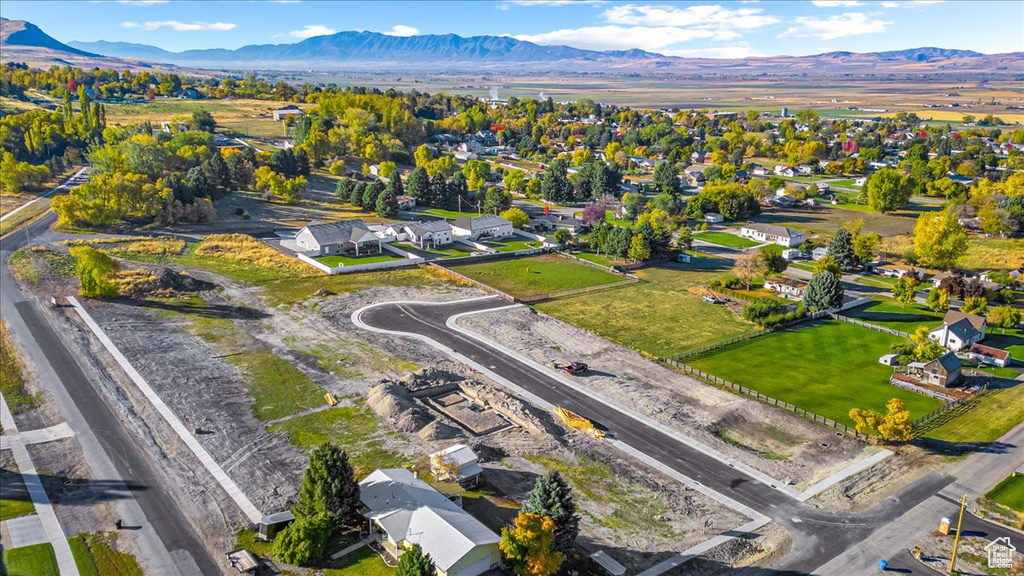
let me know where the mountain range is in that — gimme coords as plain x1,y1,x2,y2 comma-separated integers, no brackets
2,17,1021,74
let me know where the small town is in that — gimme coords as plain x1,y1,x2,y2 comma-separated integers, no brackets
0,2,1022,575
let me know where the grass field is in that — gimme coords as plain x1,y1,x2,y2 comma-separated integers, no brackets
104,98,297,139
881,235,1024,271
1,322,39,415
417,208,484,219
695,231,761,249
261,267,450,307
314,252,405,267
69,533,144,576
480,237,542,253
324,546,394,576
3,543,59,576
395,242,477,258
0,198,51,237
688,320,945,425
987,473,1024,513
536,263,758,358
573,251,626,268
447,253,622,299
923,384,1024,446
840,297,943,333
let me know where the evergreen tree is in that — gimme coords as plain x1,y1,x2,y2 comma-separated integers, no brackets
827,228,858,271
294,443,361,530
541,158,570,203
652,161,680,196
803,272,844,310
395,544,434,576
376,183,399,218
335,178,352,203
362,181,383,210
407,166,429,200
522,474,580,555
349,181,365,207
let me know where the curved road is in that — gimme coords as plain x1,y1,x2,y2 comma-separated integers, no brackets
356,297,1018,574
1,211,221,575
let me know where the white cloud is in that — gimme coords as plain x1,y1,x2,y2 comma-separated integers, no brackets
662,45,764,58
880,1,900,7
287,24,336,39
383,24,419,37
778,12,889,40
515,26,735,51
810,1,864,6
122,20,236,31
602,4,780,30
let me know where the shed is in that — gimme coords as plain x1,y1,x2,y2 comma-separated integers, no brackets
259,510,294,541
879,354,899,366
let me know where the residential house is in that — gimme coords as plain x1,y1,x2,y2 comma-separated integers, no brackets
764,276,808,299
704,212,724,224
396,195,417,210
272,105,302,121
740,224,806,247
690,151,708,164
797,165,815,176
452,215,514,240
931,271,954,288
454,150,478,162
359,469,501,576
876,264,925,280
928,310,987,351
968,343,1011,368
531,214,585,234
460,140,485,154
684,166,706,187
429,444,484,487
404,221,454,249
774,165,797,177
294,220,381,255
752,166,768,177
879,354,900,366
372,224,407,242
812,246,830,260
920,352,963,388
782,248,809,260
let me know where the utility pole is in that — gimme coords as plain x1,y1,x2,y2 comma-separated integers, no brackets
948,494,967,574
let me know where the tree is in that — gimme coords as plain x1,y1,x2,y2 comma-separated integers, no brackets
376,184,398,218
732,250,767,290
499,513,564,576
540,159,570,203
891,276,920,307
378,161,397,181
803,272,843,310
396,544,434,576
581,202,606,225
627,234,650,262
501,207,529,229
926,288,950,312
652,161,680,195
910,325,944,362
0,152,50,195
553,228,572,246
622,192,646,219
69,246,120,298
849,399,914,443
811,255,842,279
482,187,511,215
406,166,430,200
522,472,579,555
274,513,331,567
865,168,913,213
189,110,216,133
363,181,383,211
758,247,787,275
294,443,360,530
852,232,882,265
961,296,988,316
676,225,694,253
605,226,633,257
988,305,1022,332
827,228,858,271
913,210,968,270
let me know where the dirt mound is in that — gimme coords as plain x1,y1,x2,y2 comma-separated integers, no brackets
113,267,216,297
418,420,463,441
400,367,464,394
367,381,433,432
155,268,216,292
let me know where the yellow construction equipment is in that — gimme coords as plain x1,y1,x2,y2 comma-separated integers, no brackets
553,407,605,440
324,393,340,407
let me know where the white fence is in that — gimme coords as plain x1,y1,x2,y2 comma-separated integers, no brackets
296,245,424,275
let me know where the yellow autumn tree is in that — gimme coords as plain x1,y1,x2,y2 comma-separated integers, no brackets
850,398,914,443
500,513,564,576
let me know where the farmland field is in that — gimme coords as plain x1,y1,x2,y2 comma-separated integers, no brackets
103,98,302,139
687,319,945,425
840,297,943,333
536,262,758,358
447,253,622,299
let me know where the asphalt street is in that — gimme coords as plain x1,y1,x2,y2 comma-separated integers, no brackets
357,297,1015,574
1,211,221,575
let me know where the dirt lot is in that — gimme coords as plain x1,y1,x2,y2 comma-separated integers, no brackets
455,305,880,489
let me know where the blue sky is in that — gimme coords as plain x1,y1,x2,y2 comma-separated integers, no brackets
3,1,1022,57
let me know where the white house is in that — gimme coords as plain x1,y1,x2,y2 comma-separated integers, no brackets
360,469,501,576
452,215,514,240
294,220,381,255
764,276,808,299
272,106,302,121
372,224,407,242
740,224,806,247
811,246,829,260
404,221,454,249
704,212,724,224
928,310,987,351
454,150,478,162
429,444,484,487
968,343,1011,368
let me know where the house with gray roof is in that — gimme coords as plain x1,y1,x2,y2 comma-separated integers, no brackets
920,352,963,388
928,310,987,351
404,221,453,249
294,220,381,255
429,444,484,487
360,468,500,576
739,224,806,247
452,215,514,241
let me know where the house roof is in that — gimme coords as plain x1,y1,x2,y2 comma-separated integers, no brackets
969,343,1011,362
453,214,511,231
943,310,987,331
360,469,499,571
926,351,961,374
300,220,376,246
766,276,807,289
743,223,801,239
429,444,478,467
931,318,980,343
406,220,453,236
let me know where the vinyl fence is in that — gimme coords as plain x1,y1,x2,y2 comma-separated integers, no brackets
831,313,911,338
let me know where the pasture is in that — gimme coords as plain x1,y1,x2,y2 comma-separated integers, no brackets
447,253,622,300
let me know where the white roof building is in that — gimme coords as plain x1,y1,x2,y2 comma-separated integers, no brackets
429,444,484,486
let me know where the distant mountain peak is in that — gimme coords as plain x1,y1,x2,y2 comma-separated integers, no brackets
1,17,99,57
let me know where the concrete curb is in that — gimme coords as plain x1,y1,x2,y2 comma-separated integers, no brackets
68,297,263,524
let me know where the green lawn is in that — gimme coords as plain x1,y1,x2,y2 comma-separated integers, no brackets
69,533,143,576
923,384,1024,445
314,252,405,267
480,238,543,253
324,546,393,576
417,208,483,219
107,241,317,284
447,253,622,299
3,543,59,576
986,473,1024,513
395,242,476,258
788,261,815,273
573,251,625,268
984,325,1024,364
694,231,761,249
853,275,899,288
267,402,408,478
536,264,758,358
688,320,945,426
840,297,944,334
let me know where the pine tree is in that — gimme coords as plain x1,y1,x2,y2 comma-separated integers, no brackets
522,472,580,555
376,184,398,218
803,272,844,310
294,443,360,530
396,544,434,576
827,228,858,271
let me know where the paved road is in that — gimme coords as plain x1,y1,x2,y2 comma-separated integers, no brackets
1,211,220,575
357,297,963,573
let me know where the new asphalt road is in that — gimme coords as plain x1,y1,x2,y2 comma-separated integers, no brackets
1,211,221,575
357,297,1018,574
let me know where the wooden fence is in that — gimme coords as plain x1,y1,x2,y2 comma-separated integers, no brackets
664,359,871,441
518,277,640,303
831,313,911,338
